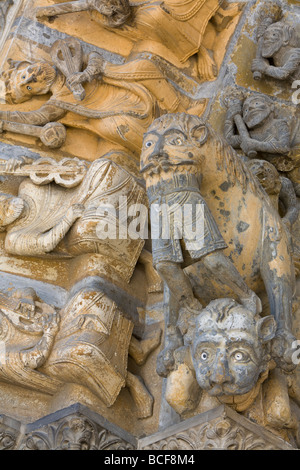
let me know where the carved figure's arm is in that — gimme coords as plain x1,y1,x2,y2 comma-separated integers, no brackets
0,103,65,126
255,51,300,81
246,121,291,155
224,112,242,149
66,52,104,90
279,176,299,229
20,313,60,369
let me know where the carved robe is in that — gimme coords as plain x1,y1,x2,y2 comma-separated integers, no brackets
92,0,221,63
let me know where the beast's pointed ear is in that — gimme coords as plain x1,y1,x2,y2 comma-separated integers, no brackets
191,124,208,146
257,315,277,342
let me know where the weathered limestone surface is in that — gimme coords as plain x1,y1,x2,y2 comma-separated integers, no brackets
0,0,299,451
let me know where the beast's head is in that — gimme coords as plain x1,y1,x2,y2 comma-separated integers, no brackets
140,113,209,181
191,298,276,397
2,60,57,104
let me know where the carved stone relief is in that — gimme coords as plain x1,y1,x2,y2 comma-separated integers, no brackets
0,0,298,451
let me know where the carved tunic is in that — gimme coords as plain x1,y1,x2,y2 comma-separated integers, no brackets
147,172,227,266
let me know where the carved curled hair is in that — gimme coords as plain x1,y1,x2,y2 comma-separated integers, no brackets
145,113,208,145
93,0,131,27
2,60,57,103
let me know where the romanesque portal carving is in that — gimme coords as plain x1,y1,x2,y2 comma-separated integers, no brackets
0,0,299,451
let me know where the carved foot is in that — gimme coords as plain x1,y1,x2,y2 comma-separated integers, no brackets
126,371,153,419
240,292,262,315
129,328,162,366
272,329,297,372
156,328,183,378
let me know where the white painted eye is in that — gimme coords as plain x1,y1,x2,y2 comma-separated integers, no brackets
27,86,32,91
233,351,248,362
145,141,153,148
200,351,209,361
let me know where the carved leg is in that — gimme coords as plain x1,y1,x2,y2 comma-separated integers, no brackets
129,328,162,366
263,368,297,429
260,254,296,371
35,204,84,254
155,261,201,311
20,312,60,369
202,251,262,314
139,249,163,293
125,371,153,419
155,261,201,376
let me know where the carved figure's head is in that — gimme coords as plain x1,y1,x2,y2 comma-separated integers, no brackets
90,0,131,27
242,95,274,129
0,193,24,231
191,298,276,397
140,113,208,179
247,160,281,195
2,60,57,104
262,22,298,58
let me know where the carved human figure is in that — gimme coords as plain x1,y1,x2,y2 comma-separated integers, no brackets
0,47,186,156
141,112,297,374
251,20,300,83
0,156,146,270
0,286,161,418
224,92,300,195
35,0,242,81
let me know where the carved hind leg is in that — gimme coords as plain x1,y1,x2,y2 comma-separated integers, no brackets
202,251,262,314
260,254,296,371
126,371,154,419
129,328,162,366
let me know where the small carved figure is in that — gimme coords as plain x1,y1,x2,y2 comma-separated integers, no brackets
224,91,300,195
35,0,242,81
0,157,147,283
246,159,299,233
141,113,296,374
0,286,161,418
0,43,187,155
250,1,300,83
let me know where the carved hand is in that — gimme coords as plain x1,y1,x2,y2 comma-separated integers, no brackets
226,101,243,119
18,301,36,319
251,58,268,74
4,155,34,173
40,312,61,336
66,203,85,222
240,137,258,156
66,71,88,90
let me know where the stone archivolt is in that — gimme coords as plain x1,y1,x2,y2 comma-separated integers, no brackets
0,0,299,451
